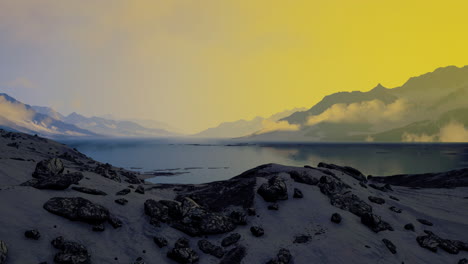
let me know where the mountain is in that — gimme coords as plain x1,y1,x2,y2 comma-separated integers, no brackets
247,65,468,142
63,112,177,138
194,108,306,138
0,93,97,137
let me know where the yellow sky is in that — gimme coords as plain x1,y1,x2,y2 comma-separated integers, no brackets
1,0,468,133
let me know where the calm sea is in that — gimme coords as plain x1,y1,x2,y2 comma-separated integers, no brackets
62,138,468,184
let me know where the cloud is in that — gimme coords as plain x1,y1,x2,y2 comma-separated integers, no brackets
0,95,35,123
402,122,468,142
254,119,300,135
3,77,35,90
307,99,409,126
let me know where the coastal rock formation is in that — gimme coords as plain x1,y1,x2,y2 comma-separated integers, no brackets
33,158,64,178
317,162,366,182
43,197,110,225
51,236,91,264
167,238,199,264
197,239,224,258
257,176,288,202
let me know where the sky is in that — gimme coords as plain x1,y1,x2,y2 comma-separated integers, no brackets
1,0,468,134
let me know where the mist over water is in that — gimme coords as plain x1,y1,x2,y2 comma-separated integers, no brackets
63,139,468,184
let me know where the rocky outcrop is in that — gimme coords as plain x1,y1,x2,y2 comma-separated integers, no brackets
329,193,372,217
71,186,107,196
317,162,366,182
416,230,467,254
257,176,288,202
289,171,319,185
360,213,393,233
43,197,109,225
370,168,468,188
94,163,120,182
144,198,236,236
33,158,64,178
198,239,224,258
167,238,199,264
51,236,91,264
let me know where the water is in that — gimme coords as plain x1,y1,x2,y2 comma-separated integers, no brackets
62,138,468,184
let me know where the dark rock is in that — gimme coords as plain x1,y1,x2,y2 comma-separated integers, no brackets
289,171,319,185
268,203,279,210
198,239,224,258
389,206,402,213
247,208,256,216
368,196,385,205
293,188,303,198
250,226,264,237
293,235,311,244
220,246,246,264
222,233,241,247
229,211,247,225
416,231,440,252
318,176,350,196
359,181,368,188
108,214,123,229
417,230,468,254
135,185,145,194
329,193,372,217
92,224,105,232
51,236,91,264
382,239,397,254
114,198,128,205
167,238,199,264
33,158,64,179
0,240,7,264
266,248,292,264
317,162,366,182
404,223,415,231
417,219,433,226
459,258,468,264
32,172,83,190
43,197,109,225
24,229,41,240
360,213,393,233
133,257,145,264
153,236,168,248
257,176,288,202
94,163,120,182
116,188,131,196
331,213,342,223
389,195,400,201
370,168,468,188
368,183,392,192
71,186,107,196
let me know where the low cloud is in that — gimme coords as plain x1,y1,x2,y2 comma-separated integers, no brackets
402,122,468,142
254,119,300,135
307,99,409,126
0,95,35,123
3,77,35,90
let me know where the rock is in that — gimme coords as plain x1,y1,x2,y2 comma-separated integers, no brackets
268,203,279,210
368,183,392,192
94,163,120,182
382,239,397,254
289,171,319,185
459,258,468,264
108,214,123,229
266,248,292,264
198,239,224,258
144,198,236,237
51,236,91,264
368,196,385,205
92,224,105,232
360,213,393,233
133,257,145,264
220,246,246,264
257,176,288,202
318,176,349,196
293,235,311,244
43,197,109,225
167,238,199,264
247,208,256,216
404,223,415,231
24,229,41,240
416,231,440,252
359,181,368,188
293,188,303,198
0,240,7,264
417,219,433,226
417,230,468,254
389,206,402,213
116,188,131,196
331,213,342,223
32,172,83,190
33,158,64,178
389,195,400,201
317,162,366,182
71,187,107,196
250,226,264,237
329,193,372,217
153,236,168,248
229,210,247,225
222,233,241,247
135,185,145,194
114,198,128,205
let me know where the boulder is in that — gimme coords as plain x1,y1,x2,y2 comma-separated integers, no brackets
94,163,120,182
293,188,303,198
404,223,415,232
24,229,41,240
108,214,123,229
331,213,342,224
135,185,145,194
389,206,402,213
197,239,224,258
115,198,128,206
153,236,168,248
360,213,393,233
318,176,349,196
289,171,319,186
257,176,288,202
266,248,292,264
43,197,109,225
368,196,385,205
293,235,311,244
167,238,199,264
51,236,91,264
329,194,372,217
116,188,131,196
417,219,433,226
32,172,83,190
72,187,107,196
222,233,241,247
220,246,246,264
250,226,264,237
229,210,247,225
382,239,397,254
33,158,64,178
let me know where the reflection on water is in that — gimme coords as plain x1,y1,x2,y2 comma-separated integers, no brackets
63,139,468,184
